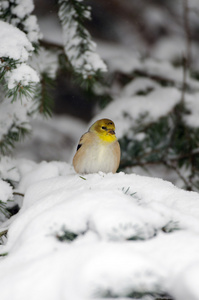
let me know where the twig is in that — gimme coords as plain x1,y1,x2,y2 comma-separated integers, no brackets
163,161,191,188
13,192,24,197
40,40,64,51
0,229,8,239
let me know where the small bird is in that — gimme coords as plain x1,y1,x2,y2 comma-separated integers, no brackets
73,118,120,174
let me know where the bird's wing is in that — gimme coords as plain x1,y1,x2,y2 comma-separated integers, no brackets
75,132,91,152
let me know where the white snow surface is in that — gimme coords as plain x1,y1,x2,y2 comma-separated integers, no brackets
0,20,33,61
0,161,199,299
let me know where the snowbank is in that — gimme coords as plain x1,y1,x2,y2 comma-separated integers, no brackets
0,160,199,299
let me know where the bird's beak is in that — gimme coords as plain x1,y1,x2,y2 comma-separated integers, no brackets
108,129,115,135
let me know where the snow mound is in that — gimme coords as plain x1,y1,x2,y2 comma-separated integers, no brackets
0,161,199,299
0,20,33,62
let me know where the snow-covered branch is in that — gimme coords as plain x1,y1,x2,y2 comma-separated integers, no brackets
58,0,107,79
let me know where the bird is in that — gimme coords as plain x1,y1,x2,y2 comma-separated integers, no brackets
73,118,120,174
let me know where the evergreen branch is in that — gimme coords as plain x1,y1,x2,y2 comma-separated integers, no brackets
0,58,38,103
0,252,8,257
0,229,8,239
0,122,31,155
56,230,78,242
6,82,37,102
163,160,192,190
0,57,20,81
119,101,199,191
58,0,107,80
0,0,41,45
133,70,190,90
0,201,10,218
33,73,55,117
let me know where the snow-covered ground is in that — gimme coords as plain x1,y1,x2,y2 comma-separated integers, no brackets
2,2,199,299
1,160,199,299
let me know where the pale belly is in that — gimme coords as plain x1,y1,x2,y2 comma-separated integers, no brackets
77,142,119,174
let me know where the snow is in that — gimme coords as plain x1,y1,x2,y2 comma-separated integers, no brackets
183,92,199,127
121,78,159,97
0,20,33,61
93,87,181,139
29,47,59,79
0,156,20,182
0,180,13,202
6,63,39,89
58,0,107,77
0,1,9,10
98,43,141,74
0,95,33,141
0,0,42,45
1,161,199,299
1,3,199,299
23,15,43,43
11,0,34,19
0,20,39,94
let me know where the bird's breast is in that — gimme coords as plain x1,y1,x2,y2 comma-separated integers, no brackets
74,140,120,174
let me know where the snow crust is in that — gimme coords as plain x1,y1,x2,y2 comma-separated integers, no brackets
0,161,199,299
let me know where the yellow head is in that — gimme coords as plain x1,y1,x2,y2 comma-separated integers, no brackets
89,119,117,142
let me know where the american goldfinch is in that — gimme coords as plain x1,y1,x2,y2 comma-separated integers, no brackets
73,118,120,174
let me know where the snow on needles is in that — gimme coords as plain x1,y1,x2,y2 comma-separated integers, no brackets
0,20,33,61
0,21,39,91
11,0,34,19
93,86,181,139
6,63,39,89
0,180,13,203
3,0,42,44
58,0,107,78
1,160,199,299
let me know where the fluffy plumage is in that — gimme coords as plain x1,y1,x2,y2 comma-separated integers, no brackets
73,119,120,174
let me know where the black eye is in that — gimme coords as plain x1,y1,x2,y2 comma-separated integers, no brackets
102,126,106,130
